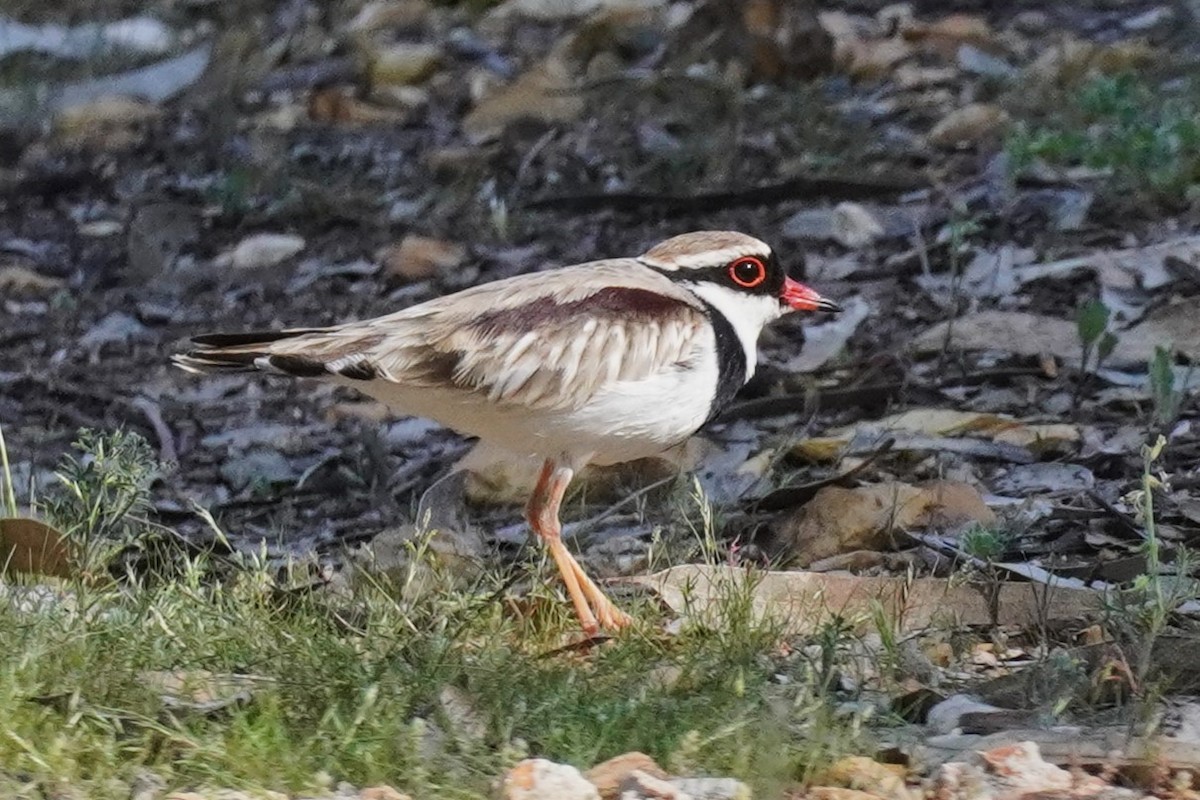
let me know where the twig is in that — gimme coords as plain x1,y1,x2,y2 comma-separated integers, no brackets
1086,490,1147,541
129,397,177,464
720,367,1049,422
523,172,926,215
743,438,895,513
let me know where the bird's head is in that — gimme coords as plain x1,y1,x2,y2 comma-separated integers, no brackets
638,231,840,332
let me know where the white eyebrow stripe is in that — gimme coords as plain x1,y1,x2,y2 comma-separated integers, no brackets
637,245,771,271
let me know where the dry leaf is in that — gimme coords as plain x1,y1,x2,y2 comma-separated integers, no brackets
0,517,73,578
814,756,913,800
901,13,994,56
1027,37,1154,87
743,0,833,81
0,263,65,294
489,0,647,22
218,233,305,271
847,36,913,81
912,300,1200,366
782,295,870,373
927,103,1010,149
54,95,162,150
366,42,441,87
309,88,416,125
832,202,885,248
344,0,431,34
462,57,583,143
773,480,995,566
992,424,1080,455
792,408,1076,462
624,565,1105,635
141,670,266,713
378,235,466,281
894,63,958,89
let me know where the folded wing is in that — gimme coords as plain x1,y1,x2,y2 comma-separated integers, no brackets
173,261,709,412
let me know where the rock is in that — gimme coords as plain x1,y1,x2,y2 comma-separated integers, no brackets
585,752,667,799
772,481,996,567
927,103,1009,149
501,758,600,800
378,235,466,281
129,769,167,800
80,312,152,349
929,741,1125,799
667,776,751,800
438,684,487,744
219,233,305,271
366,42,441,87
618,770,682,799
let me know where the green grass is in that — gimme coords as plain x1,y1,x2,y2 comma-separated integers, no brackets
1006,72,1200,207
0,430,869,798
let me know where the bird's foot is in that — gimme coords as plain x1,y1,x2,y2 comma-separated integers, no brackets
568,558,632,632
593,599,632,632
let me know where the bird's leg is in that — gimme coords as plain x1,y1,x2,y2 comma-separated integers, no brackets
527,459,598,635
526,458,631,635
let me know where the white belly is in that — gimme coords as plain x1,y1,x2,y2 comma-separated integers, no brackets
349,346,720,466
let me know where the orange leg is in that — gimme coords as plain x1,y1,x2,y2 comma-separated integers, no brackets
526,459,632,635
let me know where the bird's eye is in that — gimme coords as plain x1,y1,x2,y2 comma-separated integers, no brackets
728,256,767,289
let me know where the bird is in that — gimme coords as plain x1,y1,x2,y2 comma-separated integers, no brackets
173,231,840,636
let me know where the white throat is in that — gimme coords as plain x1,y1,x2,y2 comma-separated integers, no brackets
681,282,784,380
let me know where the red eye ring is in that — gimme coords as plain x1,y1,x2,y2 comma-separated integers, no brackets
728,256,767,288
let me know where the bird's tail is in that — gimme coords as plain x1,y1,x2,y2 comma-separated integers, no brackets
171,329,331,376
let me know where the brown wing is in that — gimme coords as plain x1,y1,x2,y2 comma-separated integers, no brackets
174,260,710,412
